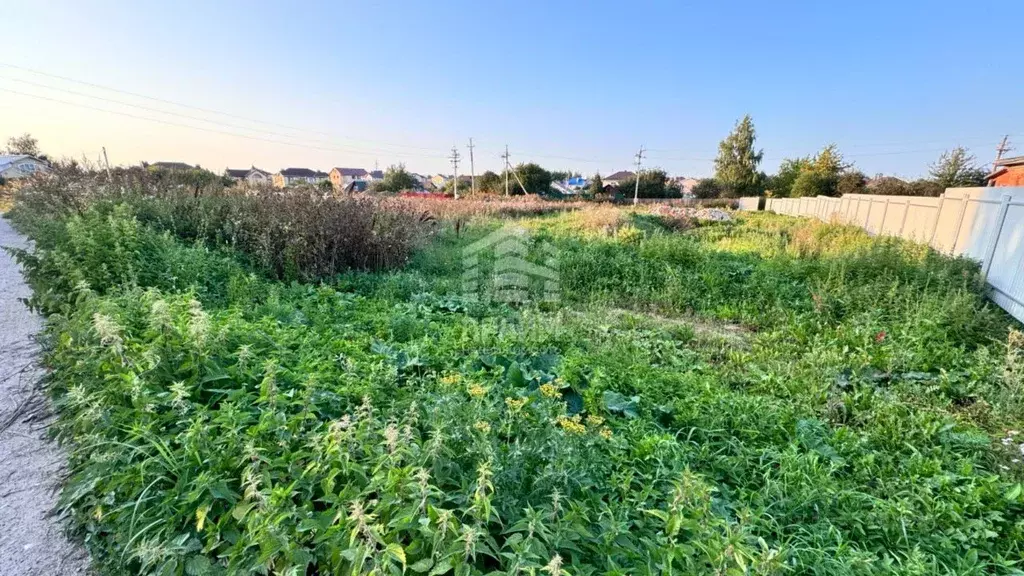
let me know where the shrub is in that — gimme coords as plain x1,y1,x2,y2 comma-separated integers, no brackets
790,169,837,197
692,178,723,199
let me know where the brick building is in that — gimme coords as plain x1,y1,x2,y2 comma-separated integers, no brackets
986,156,1024,187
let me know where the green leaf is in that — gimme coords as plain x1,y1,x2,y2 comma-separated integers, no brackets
231,501,256,522
429,558,453,576
1006,483,1022,501
386,543,406,570
410,558,434,573
603,391,639,418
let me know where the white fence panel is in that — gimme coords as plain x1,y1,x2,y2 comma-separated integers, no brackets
762,187,1024,324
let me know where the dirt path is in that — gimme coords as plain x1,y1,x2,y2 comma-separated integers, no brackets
0,217,91,575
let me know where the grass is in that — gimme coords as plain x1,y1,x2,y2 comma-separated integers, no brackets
6,189,1024,575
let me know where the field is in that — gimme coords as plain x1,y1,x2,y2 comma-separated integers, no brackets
5,180,1024,575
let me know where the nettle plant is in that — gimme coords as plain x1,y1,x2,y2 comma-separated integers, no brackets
47,287,780,575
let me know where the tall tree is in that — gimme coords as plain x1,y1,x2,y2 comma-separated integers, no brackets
810,144,849,177
929,146,987,188
766,157,810,198
588,173,604,197
5,133,41,156
713,115,764,196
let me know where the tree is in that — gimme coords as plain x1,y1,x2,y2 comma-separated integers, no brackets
837,171,867,196
477,170,501,194
615,169,680,200
929,146,987,189
810,144,849,177
714,115,764,196
507,163,553,195
373,164,419,193
692,178,723,199
766,157,810,198
587,173,604,198
790,170,833,198
5,133,42,157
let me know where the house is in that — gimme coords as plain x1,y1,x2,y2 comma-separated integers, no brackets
225,166,272,186
430,174,449,190
603,171,635,187
329,167,369,190
367,170,384,181
986,156,1024,187
411,173,430,189
0,155,50,180
273,168,329,188
671,177,699,197
566,176,587,190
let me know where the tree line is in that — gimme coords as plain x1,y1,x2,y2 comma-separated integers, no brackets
695,116,991,199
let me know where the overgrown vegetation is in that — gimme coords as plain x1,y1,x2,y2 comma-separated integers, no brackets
6,173,1024,575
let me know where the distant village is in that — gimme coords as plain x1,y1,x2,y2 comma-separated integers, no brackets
145,162,701,197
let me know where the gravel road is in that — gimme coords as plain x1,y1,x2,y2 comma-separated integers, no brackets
0,216,91,575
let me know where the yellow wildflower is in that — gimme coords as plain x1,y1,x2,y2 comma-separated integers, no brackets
599,427,613,440
467,384,487,398
474,420,491,434
93,506,103,521
539,383,561,399
505,396,528,413
556,415,586,435
440,373,462,387
585,415,605,427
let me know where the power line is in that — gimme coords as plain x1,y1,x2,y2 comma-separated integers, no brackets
0,86,448,160
0,61,444,153
0,75,439,157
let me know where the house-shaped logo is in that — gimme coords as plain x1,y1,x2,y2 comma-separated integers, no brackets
462,224,559,304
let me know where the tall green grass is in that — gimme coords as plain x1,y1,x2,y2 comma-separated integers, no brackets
7,202,1024,575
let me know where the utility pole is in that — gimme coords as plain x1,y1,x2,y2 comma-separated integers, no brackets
632,145,645,205
467,138,476,195
501,144,510,196
102,146,113,182
995,135,1012,167
449,146,461,200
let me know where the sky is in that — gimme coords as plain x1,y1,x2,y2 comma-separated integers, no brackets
0,0,1022,179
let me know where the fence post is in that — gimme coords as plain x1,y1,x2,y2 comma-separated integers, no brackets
879,198,891,235
980,194,1012,281
928,195,945,248
949,193,970,255
863,198,873,232
897,198,910,238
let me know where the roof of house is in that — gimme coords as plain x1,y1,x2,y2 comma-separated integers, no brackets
150,162,194,170
604,170,635,181
0,154,33,168
280,168,328,177
369,170,384,179
332,167,369,177
995,155,1024,167
567,176,587,186
225,168,250,178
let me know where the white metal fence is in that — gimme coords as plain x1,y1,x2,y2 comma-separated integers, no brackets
759,188,1024,324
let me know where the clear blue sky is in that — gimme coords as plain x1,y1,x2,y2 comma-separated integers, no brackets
1,0,1021,178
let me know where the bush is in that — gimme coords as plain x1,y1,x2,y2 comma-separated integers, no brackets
790,170,837,197
836,171,866,196
691,178,723,199
614,169,681,200
10,169,432,280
